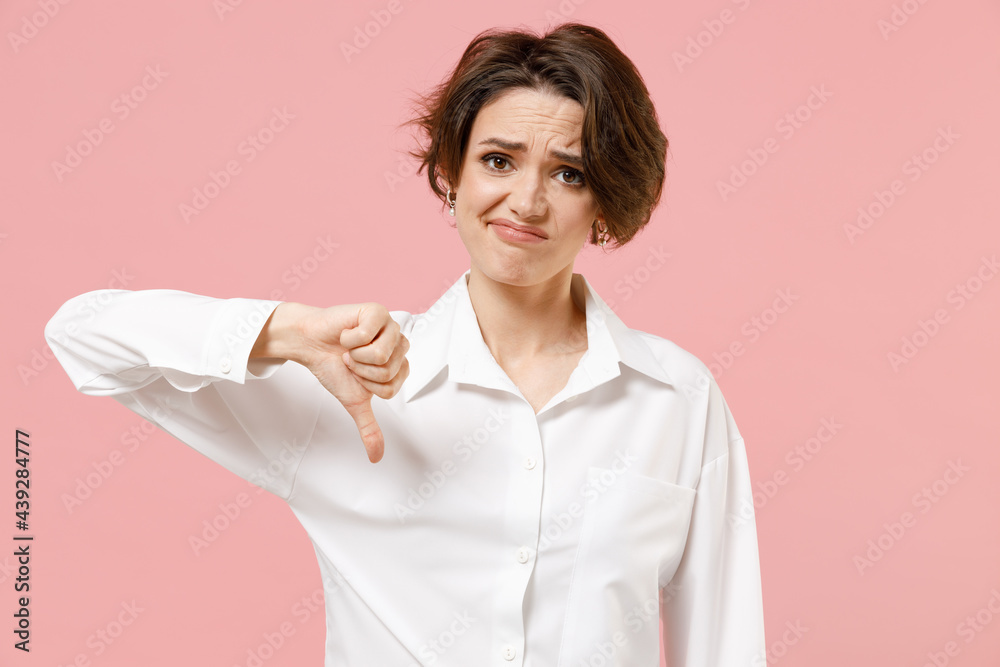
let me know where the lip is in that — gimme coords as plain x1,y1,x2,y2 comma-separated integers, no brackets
487,218,548,239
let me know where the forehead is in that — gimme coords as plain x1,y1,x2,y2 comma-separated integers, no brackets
469,88,585,146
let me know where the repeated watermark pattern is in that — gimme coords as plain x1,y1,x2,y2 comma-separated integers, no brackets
542,0,590,26
405,610,478,666
179,107,295,223
339,0,416,63
9,3,995,664
887,254,996,372
188,438,309,556
853,459,970,575
20,268,136,386
918,588,1000,666
672,0,755,73
729,417,844,530
578,583,680,666
393,407,509,523
844,126,959,244
51,66,168,182
877,0,934,40
61,406,174,514
717,85,832,202
692,288,799,389
751,619,809,666
232,571,345,667
537,449,637,553
55,600,145,667
8,0,73,54
600,246,671,312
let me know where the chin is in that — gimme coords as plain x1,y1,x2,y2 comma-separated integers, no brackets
477,254,564,289
485,265,535,286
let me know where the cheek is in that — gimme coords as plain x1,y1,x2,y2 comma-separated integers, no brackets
455,214,484,248
561,195,599,227
459,174,504,211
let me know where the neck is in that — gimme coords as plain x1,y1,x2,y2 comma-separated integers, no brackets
465,265,588,364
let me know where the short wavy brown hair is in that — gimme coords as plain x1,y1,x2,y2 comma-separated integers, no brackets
405,22,668,249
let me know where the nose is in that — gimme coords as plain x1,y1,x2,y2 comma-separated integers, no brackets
508,171,547,220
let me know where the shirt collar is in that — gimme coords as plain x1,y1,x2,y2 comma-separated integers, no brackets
401,269,674,403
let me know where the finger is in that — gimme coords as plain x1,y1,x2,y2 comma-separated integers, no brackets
352,357,410,400
340,396,384,463
344,318,401,366
340,304,390,352
342,337,408,383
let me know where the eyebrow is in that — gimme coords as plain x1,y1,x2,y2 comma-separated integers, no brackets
476,137,584,169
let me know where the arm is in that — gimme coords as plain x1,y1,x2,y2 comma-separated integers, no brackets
46,288,410,472
661,382,766,666
44,289,324,499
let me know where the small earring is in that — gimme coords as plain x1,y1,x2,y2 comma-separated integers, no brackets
595,219,609,246
446,188,456,217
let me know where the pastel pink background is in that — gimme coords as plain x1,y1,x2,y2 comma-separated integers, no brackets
2,0,998,665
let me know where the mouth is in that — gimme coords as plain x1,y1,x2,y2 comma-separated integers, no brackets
487,218,548,240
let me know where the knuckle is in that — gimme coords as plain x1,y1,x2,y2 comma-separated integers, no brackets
367,302,389,321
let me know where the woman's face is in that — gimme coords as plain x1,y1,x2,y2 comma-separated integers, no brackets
451,87,602,288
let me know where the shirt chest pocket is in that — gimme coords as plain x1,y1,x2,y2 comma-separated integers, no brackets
557,466,696,666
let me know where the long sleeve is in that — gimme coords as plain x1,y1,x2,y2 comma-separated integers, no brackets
44,289,325,500
661,381,766,666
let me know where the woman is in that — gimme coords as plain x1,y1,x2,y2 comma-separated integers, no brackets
46,22,765,666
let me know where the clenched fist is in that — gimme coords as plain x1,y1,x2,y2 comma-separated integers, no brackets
251,301,410,463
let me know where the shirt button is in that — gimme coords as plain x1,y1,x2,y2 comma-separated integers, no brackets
502,645,516,660
523,457,536,470
516,547,530,564
219,356,232,374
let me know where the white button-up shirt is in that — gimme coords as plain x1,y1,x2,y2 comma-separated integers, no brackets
45,269,765,666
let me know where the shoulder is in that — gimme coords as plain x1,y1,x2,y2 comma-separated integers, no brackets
627,326,716,394
631,327,744,462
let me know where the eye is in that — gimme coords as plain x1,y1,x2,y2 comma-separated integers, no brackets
556,168,586,187
481,154,510,171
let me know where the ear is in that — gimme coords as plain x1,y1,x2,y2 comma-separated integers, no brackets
436,166,453,192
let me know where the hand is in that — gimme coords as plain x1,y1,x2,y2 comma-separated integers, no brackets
254,302,410,463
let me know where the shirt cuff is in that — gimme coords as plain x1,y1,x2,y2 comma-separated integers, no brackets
156,297,283,390
211,297,284,383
